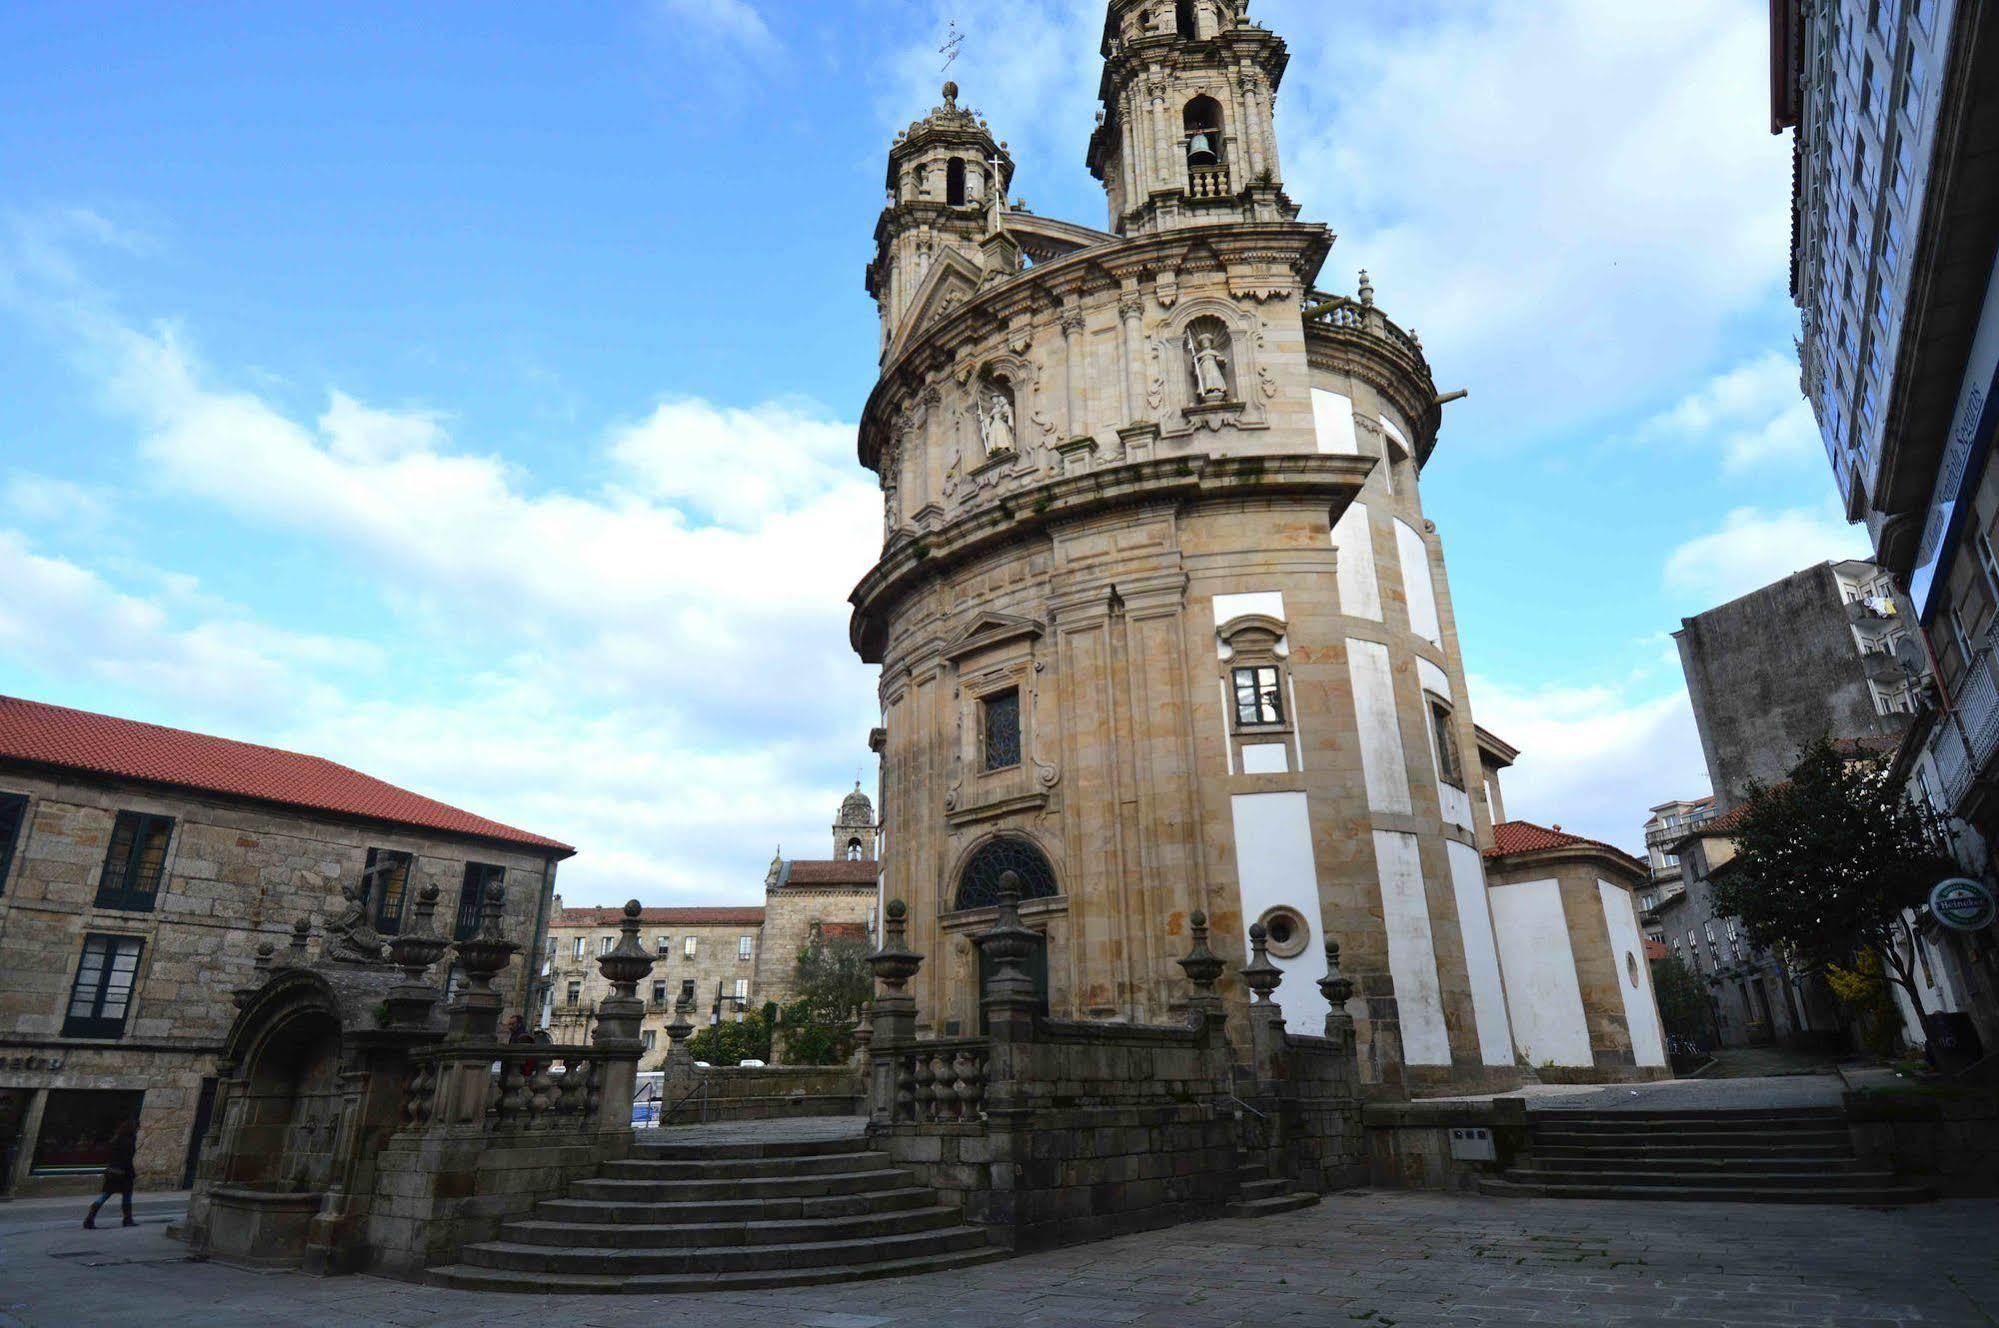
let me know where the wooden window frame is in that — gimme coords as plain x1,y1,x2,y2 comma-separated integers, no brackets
63,934,145,1039
1231,664,1285,729
95,811,174,913
454,862,504,941
363,847,414,935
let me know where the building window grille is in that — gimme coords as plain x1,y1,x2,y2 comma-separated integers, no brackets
1232,665,1283,727
64,934,144,1039
454,863,504,940
0,792,25,896
982,688,1022,771
363,848,413,935
955,836,1059,911
738,936,753,960
684,936,698,959
95,811,173,913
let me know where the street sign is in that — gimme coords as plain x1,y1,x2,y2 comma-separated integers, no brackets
1930,878,1998,932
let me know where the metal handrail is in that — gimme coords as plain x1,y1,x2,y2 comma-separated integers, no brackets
1224,1092,1268,1121
662,1074,710,1126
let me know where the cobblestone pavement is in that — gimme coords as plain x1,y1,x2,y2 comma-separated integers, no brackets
3,1188,1993,1327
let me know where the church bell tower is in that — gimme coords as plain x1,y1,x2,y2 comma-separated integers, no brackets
1086,0,1296,236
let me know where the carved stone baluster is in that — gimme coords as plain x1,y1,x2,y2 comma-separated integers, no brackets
895,1053,917,1122
910,1053,935,1122
529,1062,559,1127
952,1049,980,1121
929,1053,953,1122
496,1059,527,1126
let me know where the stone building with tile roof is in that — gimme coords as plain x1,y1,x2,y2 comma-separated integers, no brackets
0,695,571,1196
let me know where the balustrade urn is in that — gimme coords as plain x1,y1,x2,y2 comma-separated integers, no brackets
1178,909,1227,1025
384,883,451,1028
1316,938,1355,1007
1240,922,1283,1004
446,881,516,1040
974,872,1040,1029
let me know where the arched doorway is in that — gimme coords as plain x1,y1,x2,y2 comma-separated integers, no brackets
956,836,1057,1026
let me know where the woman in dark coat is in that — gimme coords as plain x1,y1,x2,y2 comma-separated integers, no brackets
82,1118,138,1229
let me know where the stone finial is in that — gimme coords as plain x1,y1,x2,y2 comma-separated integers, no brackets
1316,938,1355,1007
942,80,959,108
1357,269,1375,306
1240,922,1283,1004
408,880,440,936
597,899,656,1002
387,883,450,987
1177,910,1225,997
233,941,278,1010
853,1000,875,1065
453,880,518,997
974,872,1038,1002
254,940,276,976
867,899,923,995
288,917,311,963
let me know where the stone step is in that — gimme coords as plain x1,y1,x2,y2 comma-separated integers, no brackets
1531,1129,1852,1150
1528,1111,1845,1132
1236,1177,1290,1201
429,1243,1008,1295
534,1185,940,1226
1508,1165,1893,1190
1519,1160,1863,1176
1478,1175,1934,1205
500,1205,967,1249
1531,1140,1856,1161
1236,1161,1270,1182
1225,1192,1320,1219
570,1167,913,1204
603,1151,892,1180
459,1224,994,1276
632,1133,875,1162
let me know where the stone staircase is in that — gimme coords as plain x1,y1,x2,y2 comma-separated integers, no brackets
1480,1107,1934,1205
1225,1156,1320,1218
430,1128,1005,1293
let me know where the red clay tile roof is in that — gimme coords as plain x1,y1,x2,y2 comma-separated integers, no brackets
782,860,880,886
0,694,572,853
1485,820,1646,876
554,906,765,927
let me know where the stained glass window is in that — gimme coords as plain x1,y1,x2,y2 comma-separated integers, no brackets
955,836,1058,911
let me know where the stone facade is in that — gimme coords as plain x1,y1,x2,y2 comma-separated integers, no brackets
0,743,565,1197
1480,823,1670,1082
851,0,1527,1096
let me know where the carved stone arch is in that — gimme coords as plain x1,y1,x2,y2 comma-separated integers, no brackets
946,829,1063,913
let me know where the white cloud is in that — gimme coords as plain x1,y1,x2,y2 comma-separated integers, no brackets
1470,676,1711,853
4,474,112,534
1663,503,1873,604
659,0,775,53
1634,352,1820,472
609,396,857,530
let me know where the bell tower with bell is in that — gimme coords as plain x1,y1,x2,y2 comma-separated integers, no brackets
1086,0,1296,236
866,81,1017,360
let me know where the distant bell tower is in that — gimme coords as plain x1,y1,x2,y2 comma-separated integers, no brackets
1086,0,1296,235
866,82,1017,360
833,783,877,862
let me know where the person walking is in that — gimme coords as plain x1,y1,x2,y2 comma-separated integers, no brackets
82,1118,138,1229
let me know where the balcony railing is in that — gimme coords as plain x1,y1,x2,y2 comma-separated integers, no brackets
1932,629,1999,808
1302,291,1426,365
1188,163,1232,199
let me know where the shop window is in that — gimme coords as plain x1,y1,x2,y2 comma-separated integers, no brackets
31,1089,145,1174
95,811,173,912
63,935,144,1039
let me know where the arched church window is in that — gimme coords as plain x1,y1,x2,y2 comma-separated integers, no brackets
1183,96,1223,169
947,157,968,207
955,836,1058,911
1183,314,1236,403
1176,0,1198,39
846,838,864,861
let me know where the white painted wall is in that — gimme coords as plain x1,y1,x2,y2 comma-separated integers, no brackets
1346,639,1411,815
1379,412,1410,455
1230,792,1330,1032
1240,742,1288,774
1596,879,1667,1068
1372,831,1451,1065
1489,878,1594,1068
1311,387,1358,454
1330,502,1382,621
1394,518,1442,647
1448,840,1516,1066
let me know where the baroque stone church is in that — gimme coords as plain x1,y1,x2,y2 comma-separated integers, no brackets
850,0,1667,1094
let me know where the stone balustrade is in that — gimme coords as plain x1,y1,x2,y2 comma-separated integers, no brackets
1188,162,1232,199
1303,288,1426,365
399,1043,626,1136
891,1038,990,1125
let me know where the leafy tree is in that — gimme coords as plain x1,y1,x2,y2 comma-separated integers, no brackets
1649,952,1714,1047
685,1009,772,1066
1711,735,1955,1031
777,934,874,1066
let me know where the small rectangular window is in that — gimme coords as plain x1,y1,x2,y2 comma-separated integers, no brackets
982,688,1022,771
641,1029,656,1050
738,935,753,960
95,811,174,912
565,981,580,1007
1428,696,1463,788
363,848,414,935
64,934,144,1039
651,980,667,1005
684,936,698,959
657,934,671,955
733,978,749,1002
572,936,585,960
599,935,614,956
0,792,25,895
454,863,504,940
1231,665,1283,727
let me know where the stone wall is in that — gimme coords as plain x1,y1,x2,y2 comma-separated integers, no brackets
661,1065,863,1124
752,883,877,1007
1846,1087,1999,1197
1362,1098,1527,1192
0,764,560,1195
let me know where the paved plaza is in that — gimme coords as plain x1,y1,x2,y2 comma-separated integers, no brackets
2,1185,1993,1328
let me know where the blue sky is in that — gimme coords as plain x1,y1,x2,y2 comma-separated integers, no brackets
0,0,1868,904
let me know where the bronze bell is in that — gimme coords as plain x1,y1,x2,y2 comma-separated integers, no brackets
1187,131,1218,167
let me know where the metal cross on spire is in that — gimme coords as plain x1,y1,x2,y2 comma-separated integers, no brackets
939,19,964,73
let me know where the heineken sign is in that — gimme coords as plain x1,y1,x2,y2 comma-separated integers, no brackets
1930,878,1998,932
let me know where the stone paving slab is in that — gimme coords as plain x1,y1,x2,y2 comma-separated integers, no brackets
3,1189,1994,1327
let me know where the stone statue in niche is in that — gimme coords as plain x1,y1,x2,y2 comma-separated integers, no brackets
1187,329,1231,401
978,384,1016,457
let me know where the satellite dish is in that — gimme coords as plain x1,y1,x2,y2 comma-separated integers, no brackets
1893,635,1929,675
